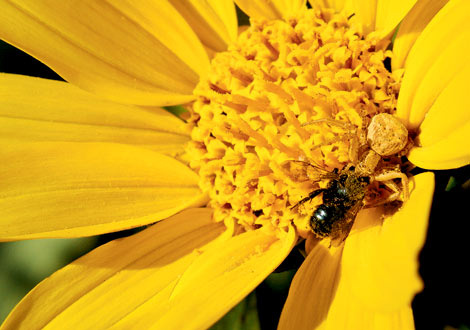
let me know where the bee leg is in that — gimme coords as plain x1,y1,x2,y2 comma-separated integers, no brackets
290,189,326,209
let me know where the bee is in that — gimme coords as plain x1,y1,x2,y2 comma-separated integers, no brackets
285,113,411,242
286,162,369,242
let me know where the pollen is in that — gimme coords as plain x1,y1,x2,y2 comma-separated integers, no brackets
186,7,403,238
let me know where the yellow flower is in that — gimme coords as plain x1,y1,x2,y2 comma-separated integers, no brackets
0,0,469,329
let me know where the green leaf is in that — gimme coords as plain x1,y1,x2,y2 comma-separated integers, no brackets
445,176,458,192
164,105,188,117
0,237,96,322
264,270,295,293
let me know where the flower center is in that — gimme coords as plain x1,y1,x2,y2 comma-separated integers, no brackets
187,7,406,238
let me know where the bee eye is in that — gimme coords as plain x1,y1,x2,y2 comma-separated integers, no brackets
337,187,347,196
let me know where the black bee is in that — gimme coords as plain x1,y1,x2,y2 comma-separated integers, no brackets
285,162,370,241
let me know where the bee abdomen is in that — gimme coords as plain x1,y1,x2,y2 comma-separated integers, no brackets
310,204,344,237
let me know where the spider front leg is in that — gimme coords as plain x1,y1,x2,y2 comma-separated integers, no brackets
374,170,409,202
308,132,357,153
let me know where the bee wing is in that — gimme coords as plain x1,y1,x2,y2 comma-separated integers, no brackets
280,160,333,183
330,201,364,244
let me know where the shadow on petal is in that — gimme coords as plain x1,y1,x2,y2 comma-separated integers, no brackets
1,208,227,329
278,242,344,329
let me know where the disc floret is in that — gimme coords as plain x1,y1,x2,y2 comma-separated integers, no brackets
187,7,405,238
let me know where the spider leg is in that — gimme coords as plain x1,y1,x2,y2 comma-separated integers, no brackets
374,170,409,202
309,133,357,151
365,181,401,206
302,118,355,130
348,134,360,166
301,118,361,165
356,150,381,176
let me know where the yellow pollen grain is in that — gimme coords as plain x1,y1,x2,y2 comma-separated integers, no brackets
187,7,401,237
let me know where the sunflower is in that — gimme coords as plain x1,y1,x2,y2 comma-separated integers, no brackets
0,0,469,329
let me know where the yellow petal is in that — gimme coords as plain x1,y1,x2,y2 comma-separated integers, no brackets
407,30,470,128
375,0,417,36
342,172,434,312
396,0,470,126
280,173,433,330
280,245,415,330
278,242,344,329
308,0,354,15
0,0,210,106
408,121,470,170
351,0,416,36
416,65,470,147
128,227,296,329
169,0,237,52
406,62,470,169
1,210,296,330
207,0,238,42
0,74,189,156
1,208,226,330
235,0,307,20
319,300,415,330
0,142,205,240
351,0,377,34
392,0,449,70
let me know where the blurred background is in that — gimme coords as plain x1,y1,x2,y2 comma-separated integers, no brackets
0,14,469,329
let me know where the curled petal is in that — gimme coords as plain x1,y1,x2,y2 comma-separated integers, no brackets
407,64,470,169
279,241,344,330
1,209,225,329
392,0,449,70
342,172,434,312
168,0,237,52
1,209,296,330
397,0,470,127
280,172,434,329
